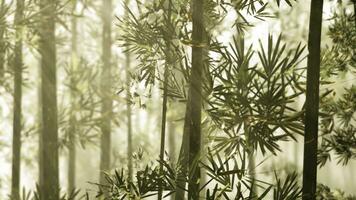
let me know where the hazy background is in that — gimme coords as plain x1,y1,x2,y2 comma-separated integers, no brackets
0,0,355,198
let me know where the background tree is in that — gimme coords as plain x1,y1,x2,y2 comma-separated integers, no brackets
0,0,10,81
0,0,355,199
39,0,59,198
157,0,173,199
68,0,78,194
99,0,113,188
124,0,133,182
11,0,24,199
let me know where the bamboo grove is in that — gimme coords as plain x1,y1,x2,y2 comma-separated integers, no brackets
0,0,355,199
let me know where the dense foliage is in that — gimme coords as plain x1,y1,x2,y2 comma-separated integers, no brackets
0,0,355,199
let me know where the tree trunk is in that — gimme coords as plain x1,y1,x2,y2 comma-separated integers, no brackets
248,152,256,196
174,1,205,198
38,41,43,195
0,0,6,80
124,0,133,182
246,100,256,196
157,46,169,200
0,17,4,80
168,120,177,198
39,0,59,198
68,0,77,195
245,112,256,197
168,120,176,166
126,51,133,181
302,1,323,199
158,1,172,199
174,98,191,200
99,0,113,187
11,0,24,199
188,0,204,198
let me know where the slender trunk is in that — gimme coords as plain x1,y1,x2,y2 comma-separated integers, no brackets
126,52,133,181
199,125,207,198
167,121,176,200
168,121,176,197
0,27,4,79
247,113,256,195
11,0,24,199
67,67,77,195
199,34,210,197
158,1,172,199
38,44,43,194
68,0,77,194
37,2,43,185
302,1,323,199
157,49,169,200
245,115,256,196
248,152,256,195
124,0,133,182
175,1,205,198
0,40,4,80
0,0,6,80
188,0,204,198
99,0,112,187
168,120,176,164
174,98,191,200
39,0,59,198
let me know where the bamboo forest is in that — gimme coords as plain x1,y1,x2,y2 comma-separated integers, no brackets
0,0,356,199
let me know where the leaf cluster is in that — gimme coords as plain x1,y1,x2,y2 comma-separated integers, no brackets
208,35,305,156
118,0,188,86
95,160,176,199
318,86,356,166
98,155,304,200
219,0,295,33
320,7,356,78
316,184,356,200
317,6,356,167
